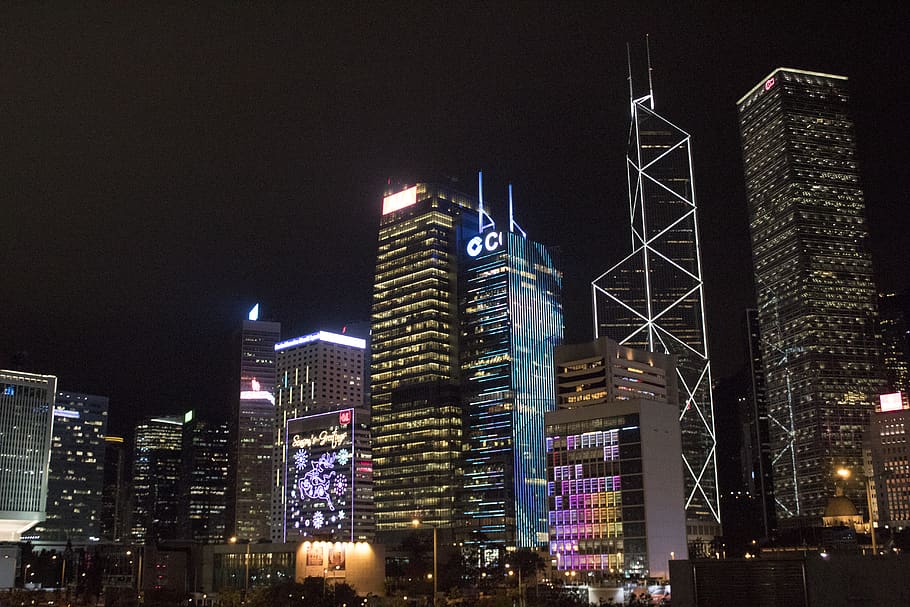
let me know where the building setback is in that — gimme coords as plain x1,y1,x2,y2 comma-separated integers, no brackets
229,306,280,541
460,224,563,550
30,391,108,544
0,370,56,542
273,331,372,542
370,184,476,530
737,68,887,523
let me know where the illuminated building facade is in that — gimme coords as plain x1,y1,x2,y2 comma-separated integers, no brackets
370,184,476,529
131,415,183,543
31,391,108,544
0,370,56,541
545,398,687,580
547,338,686,579
230,306,280,541
742,309,774,537
878,292,909,405
283,408,372,542
592,88,718,527
866,395,910,530
460,222,563,549
737,68,887,523
272,331,369,541
181,410,229,543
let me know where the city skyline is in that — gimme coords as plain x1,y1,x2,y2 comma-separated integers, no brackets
2,5,909,436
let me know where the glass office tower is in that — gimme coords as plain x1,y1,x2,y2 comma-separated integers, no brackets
460,228,563,549
737,68,887,523
370,184,476,530
592,91,718,526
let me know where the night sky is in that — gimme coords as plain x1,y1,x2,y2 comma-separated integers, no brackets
3,4,909,437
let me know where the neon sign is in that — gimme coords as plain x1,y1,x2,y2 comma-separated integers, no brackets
467,231,504,257
285,408,355,541
880,392,904,412
382,186,417,215
764,76,776,91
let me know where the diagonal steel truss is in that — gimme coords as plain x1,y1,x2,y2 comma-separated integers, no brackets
592,95,720,523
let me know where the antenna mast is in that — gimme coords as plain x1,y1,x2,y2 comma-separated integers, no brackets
646,34,654,109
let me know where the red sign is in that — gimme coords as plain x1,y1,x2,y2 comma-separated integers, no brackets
764,77,776,91
339,409,352,425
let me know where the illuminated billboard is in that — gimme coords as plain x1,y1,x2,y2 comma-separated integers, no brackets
381,186,417,215
285,409,355,541
880,392,904,412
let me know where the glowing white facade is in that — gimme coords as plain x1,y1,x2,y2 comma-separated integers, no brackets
592,92,718,525
0,370,56,541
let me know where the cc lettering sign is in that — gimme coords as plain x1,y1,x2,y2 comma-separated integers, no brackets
467,231,504,257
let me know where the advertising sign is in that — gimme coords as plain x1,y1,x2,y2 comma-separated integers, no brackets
285,409,355,541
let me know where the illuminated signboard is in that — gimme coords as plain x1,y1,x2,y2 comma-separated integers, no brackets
880,392,904,412
285,408,355,541
764,76,776,91
239,376,275,405
467,231,504,257
381,186,417,215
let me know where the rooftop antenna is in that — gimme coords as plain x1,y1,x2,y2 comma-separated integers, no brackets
508,183,526,238
646,34,654,109
478,170,496,232
627,43,635,117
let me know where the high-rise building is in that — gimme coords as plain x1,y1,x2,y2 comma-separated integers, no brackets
283,408,372,542
181,410,229,543
272,331,370,541
229,305,280,541
0,370,56,541
737,68,888,523
592,86,718,527
131,415,183,543
31,391,108,544
878,292,909,405
101,435,128,542
546,338,687,580
460,220,563,549
742,309,774,537
865,394,910,530
370,183,476,530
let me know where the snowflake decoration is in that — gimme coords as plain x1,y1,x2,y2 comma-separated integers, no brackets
312,511,325,529
333,476,348,496
336,448,351,466
294,449,309,470
338,510,345,520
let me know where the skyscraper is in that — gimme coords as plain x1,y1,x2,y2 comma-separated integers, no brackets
131,415,183,543
31,391,108,544
460,217,563,549
546,338,686,579
101,435,128,542
181,410,229,543
272,331,371,541
592,86,718,528
370,183,476,530
737,68,887,523
0,370,56,542
229,305,280,541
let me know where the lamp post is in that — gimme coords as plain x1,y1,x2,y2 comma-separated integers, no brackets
412,519,437,607
836,467,877,554
229,537,251,593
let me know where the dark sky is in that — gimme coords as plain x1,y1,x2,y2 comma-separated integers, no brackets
3,4,909,436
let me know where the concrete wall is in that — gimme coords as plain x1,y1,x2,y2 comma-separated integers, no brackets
296,541,385,596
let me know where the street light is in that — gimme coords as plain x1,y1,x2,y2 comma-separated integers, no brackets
836,467,878,553
229,536,252,593
506,564,524,607
412,519,437,607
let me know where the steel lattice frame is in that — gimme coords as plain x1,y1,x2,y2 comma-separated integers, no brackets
592,95,720,523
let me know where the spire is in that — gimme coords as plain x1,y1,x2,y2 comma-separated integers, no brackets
478,170,496,232
646,34,655,109
508,183,526,238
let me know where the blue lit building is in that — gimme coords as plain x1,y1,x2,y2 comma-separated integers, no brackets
460,205,564,550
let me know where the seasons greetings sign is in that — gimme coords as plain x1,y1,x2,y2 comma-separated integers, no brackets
285,408,355,541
